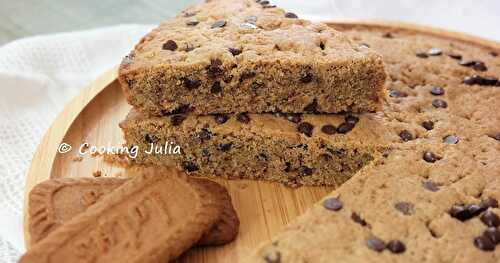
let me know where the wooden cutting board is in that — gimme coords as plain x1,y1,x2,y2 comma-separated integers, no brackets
23,21,500,262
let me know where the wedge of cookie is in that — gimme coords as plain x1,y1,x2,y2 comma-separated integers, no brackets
118,0,386,116
21,168,227,263
28,177,239,247
119,111,397,187
245,139,500,263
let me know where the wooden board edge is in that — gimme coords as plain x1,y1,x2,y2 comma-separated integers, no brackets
23,66,118,248
325,19,500,49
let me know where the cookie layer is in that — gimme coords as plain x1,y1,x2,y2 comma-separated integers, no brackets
118,0,386,115
120,112,395,187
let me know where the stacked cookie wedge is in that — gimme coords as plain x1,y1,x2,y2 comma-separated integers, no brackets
118,1,500,261
118,0,389,188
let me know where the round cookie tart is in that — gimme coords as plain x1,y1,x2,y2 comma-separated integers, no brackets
244,22,500,263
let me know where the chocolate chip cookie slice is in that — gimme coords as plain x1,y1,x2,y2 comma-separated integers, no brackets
119,0,386,115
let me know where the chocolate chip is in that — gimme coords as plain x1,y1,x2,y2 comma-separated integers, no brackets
459,60,487,72
236,113,251,124
186,20,199,26
207,59,223,78
345,115,359,125
416,52,429,58
211,20,226,28
337,122,355,134
448,53,462,60
480,198,499,209
259,0,270,5
389,90,408,98
162,40,178,51
240,22,258,29
449,204,484,221
170,115,186,126
263,5,277,8
228,47,242,56
423,181,440,192
214,114,229,124
210,81,222,93
144,134,158,144
172,104,190,114
395,202,415,215
300,72,313,83
430,86,445,96
386,240,406,254
263,250,281,263
490,51,499,57
218,143,233,152
182,161,199,172
182,77,201,90
432,99,448,109
480,210,500,227
427,48,442,56
197,128,212,141
297,122,314,137
304,99,318,113
484,227,500,245
459,60,477,67
319,42,325,50
489,133,500,141
473,62,488,72
240,71,256,81
422,121,434,130
285,12,298,18
366,237,386,252
323,197,343,211
382,32,394,38
474,235,495,251
285,113,301,123
463,75,499,86
423,151,440,163
298,166,313,177
351,212,368,226
443,135,459,144
321,125,337,135
399,130,413,142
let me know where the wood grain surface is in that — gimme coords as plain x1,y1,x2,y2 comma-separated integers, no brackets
23,21,500,262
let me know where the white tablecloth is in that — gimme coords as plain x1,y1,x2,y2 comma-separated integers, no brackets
0,1,498,262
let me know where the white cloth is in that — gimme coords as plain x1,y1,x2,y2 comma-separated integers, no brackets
0,1,499,262
0,24,154,262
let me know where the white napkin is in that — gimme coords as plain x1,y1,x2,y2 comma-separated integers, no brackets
0,24,154,262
